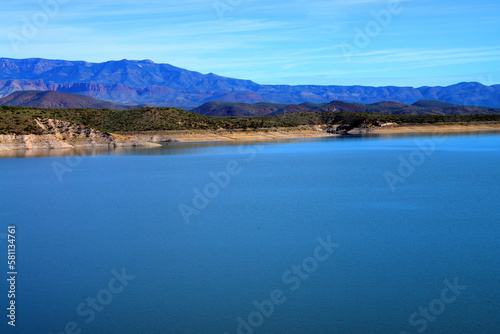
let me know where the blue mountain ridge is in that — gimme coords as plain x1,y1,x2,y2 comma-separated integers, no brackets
0,58,498,108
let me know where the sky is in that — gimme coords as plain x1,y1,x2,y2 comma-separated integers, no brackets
1,0,499,87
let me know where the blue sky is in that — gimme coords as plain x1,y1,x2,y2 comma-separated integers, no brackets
1,0,499,86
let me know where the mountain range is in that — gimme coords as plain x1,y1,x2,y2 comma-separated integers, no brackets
0,57,499,108
192,100,500,117
2,90,499,118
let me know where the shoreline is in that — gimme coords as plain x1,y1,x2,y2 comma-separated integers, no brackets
1,123,499,152
366,123,500,135
130,123,500,143
128,127,335,144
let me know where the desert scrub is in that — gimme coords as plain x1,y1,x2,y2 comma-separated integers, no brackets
1,105,500,135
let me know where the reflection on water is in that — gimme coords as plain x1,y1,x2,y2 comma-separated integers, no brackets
0,147,114,159
0,130,499,158
365,129,500,138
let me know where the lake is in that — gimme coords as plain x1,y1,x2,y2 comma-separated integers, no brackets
0,133,499,333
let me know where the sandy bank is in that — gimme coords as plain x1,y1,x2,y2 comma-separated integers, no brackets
130,123,500,143
365,123,500,135
130,128,335,143
0,118,160,151
1,123,499,152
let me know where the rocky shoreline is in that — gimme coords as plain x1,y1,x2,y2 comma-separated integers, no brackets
0,118,160,151
1,122,499,152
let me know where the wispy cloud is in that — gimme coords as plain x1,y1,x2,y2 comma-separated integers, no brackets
0,0,499,86
342,47,500,65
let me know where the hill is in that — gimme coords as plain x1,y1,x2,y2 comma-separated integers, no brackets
192,101,287,116
0,91,134,110
411,99,459,108
0,58,499,108
192,99,500,117
1,105,499,136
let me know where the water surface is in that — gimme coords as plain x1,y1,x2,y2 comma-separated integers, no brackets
0,133,498,333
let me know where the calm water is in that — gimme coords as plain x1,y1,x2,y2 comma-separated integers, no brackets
0,133,499,334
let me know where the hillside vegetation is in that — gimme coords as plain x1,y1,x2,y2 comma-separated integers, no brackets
0,91,135,110
1,105,500,136
192,99,500,117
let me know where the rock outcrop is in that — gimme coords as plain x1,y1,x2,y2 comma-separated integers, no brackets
0,118,160,151
0,134,73,150
35,118,115,146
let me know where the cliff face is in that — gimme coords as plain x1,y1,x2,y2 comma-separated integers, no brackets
0,134,73,150
35,118,115,145
0,118,159,151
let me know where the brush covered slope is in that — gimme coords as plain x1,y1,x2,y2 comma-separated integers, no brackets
0,90,135,110
1,105,500,137
191,99,500,117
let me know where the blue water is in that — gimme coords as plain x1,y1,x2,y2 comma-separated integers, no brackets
0,133,499,334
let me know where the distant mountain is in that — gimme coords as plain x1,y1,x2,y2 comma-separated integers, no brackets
191,99,500,117
411,99,459,109
191,101,288,117
0,58,499,108
0,91,133,110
